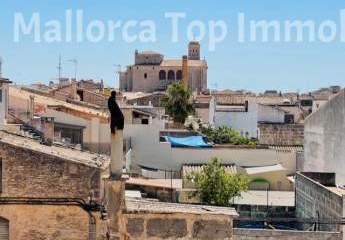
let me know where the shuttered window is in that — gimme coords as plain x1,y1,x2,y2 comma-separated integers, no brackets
0,218,9,240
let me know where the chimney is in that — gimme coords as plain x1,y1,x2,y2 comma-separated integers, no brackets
182,55,189,89
0,78,12,127
110,134,124,179
70,81,77,100
29,95,35,120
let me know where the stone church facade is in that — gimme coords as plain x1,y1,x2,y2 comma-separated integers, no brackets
120,42,208,93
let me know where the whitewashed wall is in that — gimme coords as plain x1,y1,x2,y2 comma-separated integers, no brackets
303,90,345,185
257,104,285,123
213,102,258,138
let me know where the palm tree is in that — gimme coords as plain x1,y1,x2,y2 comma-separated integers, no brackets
161,82,195,123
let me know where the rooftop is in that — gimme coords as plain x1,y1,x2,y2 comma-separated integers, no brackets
183,164,240,176
233,191,295,207
126,197,238,217
0,130,110,169
160,59,207,67
138,50,162,55
10,86,109,119
245,164,286,175
326,187,345,196
126,178,182,190
0,78,12,84
268,145,304,152
182,164,286,176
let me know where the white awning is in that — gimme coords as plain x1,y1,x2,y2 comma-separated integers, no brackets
245,164,286,175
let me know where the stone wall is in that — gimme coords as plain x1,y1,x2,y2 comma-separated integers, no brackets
233,229,341,240
295,173,344,233
80,90,107,107
126,94,164,107
258,123,304,145
0,142,101,201
0,205,102,240
122,213,233,240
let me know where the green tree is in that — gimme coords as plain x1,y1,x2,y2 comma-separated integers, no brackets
188,158,249,207
161,82,195,123
201,125,257,145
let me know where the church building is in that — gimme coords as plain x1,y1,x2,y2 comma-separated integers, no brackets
119,41,208,93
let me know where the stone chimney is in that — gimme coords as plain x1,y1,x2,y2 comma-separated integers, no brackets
29,95,35,120
0,78,12,127
110,129,123,179
70,81,78,100
182,55,189,89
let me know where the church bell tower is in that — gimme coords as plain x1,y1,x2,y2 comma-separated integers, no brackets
188,41,200,60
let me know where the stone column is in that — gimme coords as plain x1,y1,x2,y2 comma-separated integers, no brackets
29,95,35,120
104,179,126,240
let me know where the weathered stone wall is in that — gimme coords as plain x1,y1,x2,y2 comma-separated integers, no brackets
51,83,77,101
122,213,233,240
81,90,107,107
0,205,102,240
233,229,341,240
258,123,304,145
295,173,343,233
0,142,101,201
126,94,164,107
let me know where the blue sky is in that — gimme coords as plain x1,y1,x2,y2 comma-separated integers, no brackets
1,0,345,92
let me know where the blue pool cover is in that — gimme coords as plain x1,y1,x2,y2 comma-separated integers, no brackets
164,136,212,148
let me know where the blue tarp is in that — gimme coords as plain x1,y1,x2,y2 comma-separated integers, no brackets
164,136,212,148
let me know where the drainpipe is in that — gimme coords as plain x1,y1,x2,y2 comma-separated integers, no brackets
29,95,35,120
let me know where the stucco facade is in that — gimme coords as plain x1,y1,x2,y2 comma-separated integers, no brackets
209,101,286,139
302,89,345,185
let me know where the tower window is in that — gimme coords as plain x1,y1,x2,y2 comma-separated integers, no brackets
159,70,166,80
176,70,182,80
168,70,175,81
144,73,147,79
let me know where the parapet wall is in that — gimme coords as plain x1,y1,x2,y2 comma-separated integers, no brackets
258,123,304,146
233,229,342,240
122,213,233,240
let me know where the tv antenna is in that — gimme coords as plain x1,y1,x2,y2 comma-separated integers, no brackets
57,55,62,81
68,58,78,81
0,56,3,78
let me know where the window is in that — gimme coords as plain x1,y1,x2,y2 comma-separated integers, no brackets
0,90,2,103
159,70,166,80
176,70,182,80
0,217,9,240
284,114,294,124
301,99,313,107
141,119,149,125
144,73,147,79
168,70,175,81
